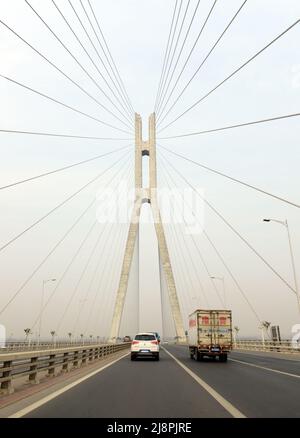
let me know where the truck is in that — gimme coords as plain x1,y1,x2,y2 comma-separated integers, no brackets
188,309,232,362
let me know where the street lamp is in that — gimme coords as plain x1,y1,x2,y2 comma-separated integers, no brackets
263,218,300,316
210,276,226,308
38,278,56,345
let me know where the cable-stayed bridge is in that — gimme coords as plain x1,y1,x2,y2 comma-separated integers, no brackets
0,0,299,418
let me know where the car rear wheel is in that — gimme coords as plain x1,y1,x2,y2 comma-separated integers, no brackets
131,354,136,361
196,351,203,361
219,354,227,362
154,353,159,361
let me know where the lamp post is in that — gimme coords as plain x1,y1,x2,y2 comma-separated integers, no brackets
38,278,56,345
210,276,226,308
263,218,300,316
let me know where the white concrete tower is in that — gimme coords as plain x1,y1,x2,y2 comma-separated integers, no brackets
109,113,185,343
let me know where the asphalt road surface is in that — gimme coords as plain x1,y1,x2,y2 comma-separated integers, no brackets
165,345,300,418
18,345,300,418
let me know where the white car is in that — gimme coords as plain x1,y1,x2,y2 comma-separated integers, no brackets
131,332,160,361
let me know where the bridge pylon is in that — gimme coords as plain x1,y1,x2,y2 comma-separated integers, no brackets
108,113,185,343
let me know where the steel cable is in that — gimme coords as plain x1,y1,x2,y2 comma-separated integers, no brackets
159,19,300,132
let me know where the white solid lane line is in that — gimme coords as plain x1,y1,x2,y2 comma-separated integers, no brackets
162,348,246,419
229,358,300,379
9,352,130,418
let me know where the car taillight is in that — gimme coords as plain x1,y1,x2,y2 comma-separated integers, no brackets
151,340,158,344
132,341,139,345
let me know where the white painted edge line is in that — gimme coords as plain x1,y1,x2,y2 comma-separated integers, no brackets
233,350,300,360
229,358,300,379
162,348,246,419
9,352,130,418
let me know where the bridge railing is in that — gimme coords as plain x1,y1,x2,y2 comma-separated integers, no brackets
0,342,130,395
234,339,300,354
0,341,109,353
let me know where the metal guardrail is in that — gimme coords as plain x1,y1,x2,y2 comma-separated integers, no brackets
0,341,108,353
0,342,130,395
234,340,300,354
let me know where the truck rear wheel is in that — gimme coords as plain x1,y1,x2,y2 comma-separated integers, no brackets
219,354,227,362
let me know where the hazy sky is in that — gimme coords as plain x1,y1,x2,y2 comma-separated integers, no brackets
0,0,299,341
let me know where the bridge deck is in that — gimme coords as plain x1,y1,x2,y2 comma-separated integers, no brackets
1,345,299,418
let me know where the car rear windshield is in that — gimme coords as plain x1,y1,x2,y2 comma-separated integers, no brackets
135,334,156,341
